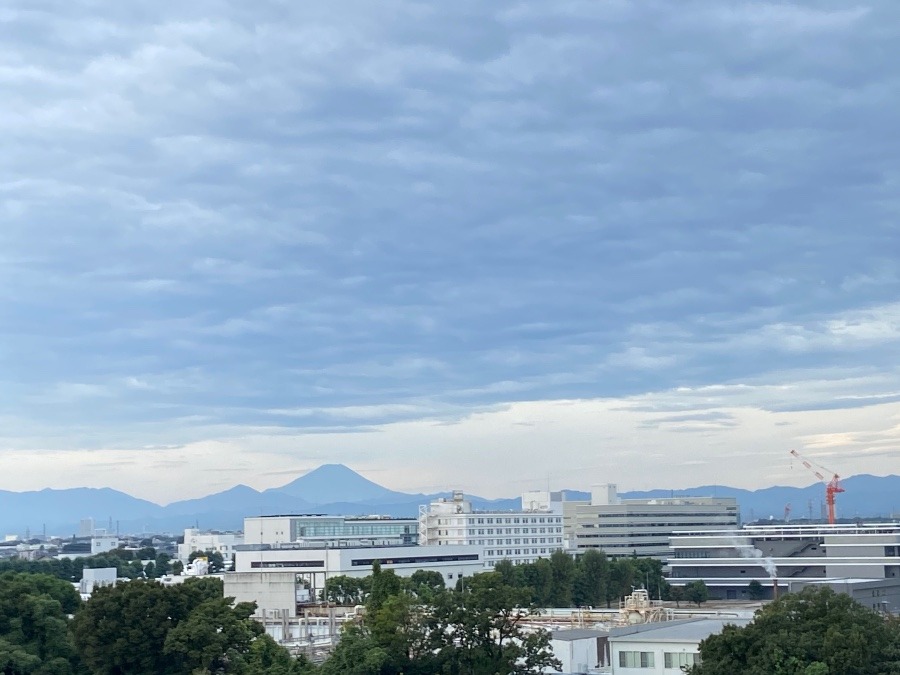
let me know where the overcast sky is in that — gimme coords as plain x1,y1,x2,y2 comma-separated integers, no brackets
2,1,899,503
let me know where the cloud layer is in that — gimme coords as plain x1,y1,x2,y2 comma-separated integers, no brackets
1,1,899,501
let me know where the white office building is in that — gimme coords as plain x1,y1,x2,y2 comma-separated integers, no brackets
418,491,565,568
178,528,244,565
244,514,418,547
229,543,483,616
564,484,739,560
79,567,117,596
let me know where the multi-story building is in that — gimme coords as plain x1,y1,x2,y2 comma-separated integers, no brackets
228,543,483,615
668,523,900,602
564,484,739,560
243,514,418,547
418,490,565,568
178,528,244,565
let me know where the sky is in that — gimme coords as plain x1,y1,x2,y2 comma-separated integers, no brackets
1,1,899,504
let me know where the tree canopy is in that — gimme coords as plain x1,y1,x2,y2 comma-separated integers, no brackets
690,586,900,675
320,568,560,675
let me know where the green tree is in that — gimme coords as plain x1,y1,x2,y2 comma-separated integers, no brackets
0,572,80,674
163,597,262,673
71,577,224,674
521,557,553,606
494,559,525,589
547,550,576,607
668,586,685,608
689,586,900,675
406,570,446,603
319,624,388,675
684,580,709,607
747,579,765,600
243,634,318,674
573,549,609,608
322,575,367,605
171,560,184,576
136,546,157,560
366,562,402,614
606,558,637,607
431,572,561,675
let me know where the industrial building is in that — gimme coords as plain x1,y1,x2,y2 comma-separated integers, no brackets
243,514,418,547
418,490,565,567
668,523,900,604
563,484,739,560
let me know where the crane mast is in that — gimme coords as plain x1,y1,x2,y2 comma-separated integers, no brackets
789,449,845,524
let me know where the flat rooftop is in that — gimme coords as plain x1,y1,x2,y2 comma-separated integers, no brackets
610,618,751,643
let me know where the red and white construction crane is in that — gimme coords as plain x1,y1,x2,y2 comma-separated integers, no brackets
789,449,845,525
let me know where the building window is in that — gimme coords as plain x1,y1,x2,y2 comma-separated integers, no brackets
665,652,700,668
619,651,655,668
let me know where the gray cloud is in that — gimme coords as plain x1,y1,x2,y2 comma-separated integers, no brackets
1,1,899,485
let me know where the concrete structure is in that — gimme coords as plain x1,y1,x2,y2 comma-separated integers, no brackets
419,490,565,567
668,523,900,600
609,618,750,674
178,528,243,565
244,514,417,547
91,535,119,555
231,543,483,614
78,518,94,538
564,485,738,561
225,571,305,617
545,629,610,674
79,567,117,595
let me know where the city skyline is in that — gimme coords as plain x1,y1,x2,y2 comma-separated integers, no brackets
2,1,899,502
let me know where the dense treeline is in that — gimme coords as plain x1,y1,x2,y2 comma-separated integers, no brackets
318,562,560,675
325,549,670,608
0,546,173,581
0,572,312,674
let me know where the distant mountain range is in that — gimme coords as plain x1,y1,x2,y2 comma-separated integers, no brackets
1,464,897,537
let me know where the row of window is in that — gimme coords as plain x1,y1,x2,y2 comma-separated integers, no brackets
618,651,700,668
485,548,553,557
433,527,562,536
434,516,562,525
579,517,736,525
474,538,562,546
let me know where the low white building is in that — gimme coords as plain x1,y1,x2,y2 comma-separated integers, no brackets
609,618,750,674
79,567,117,596
419,491,565,568
178,528,243,565
545,628,610,674
230,543,483,615
91,535,119,555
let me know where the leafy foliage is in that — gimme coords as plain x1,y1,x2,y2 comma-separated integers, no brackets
321,569,560,675
684,580,709,607
0,572,80,675
690,586,900,675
